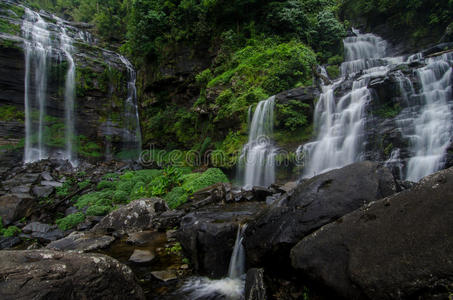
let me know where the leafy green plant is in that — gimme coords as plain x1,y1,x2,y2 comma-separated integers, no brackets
1,226,21,237
56,212,85,231
86,205,112,216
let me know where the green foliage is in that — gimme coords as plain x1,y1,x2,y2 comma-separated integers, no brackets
164,187,188,209
0,19,21,35
276,100,311,132
0,105,24,122
182,168,229,193
1,226,21,237
375,103,401,118
341,0,453,44
86,205,112,216
56,212,85,231
56,178,75,197
97,180,116,190
112,190,128,203
77,179,91,190
326,65,340,78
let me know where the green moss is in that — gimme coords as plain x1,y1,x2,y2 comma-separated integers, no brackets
164,187,188,209
56,212,85,231
56,179,75,197
77,180,91,190
182,168,229,193
86,205,112,216
0,19,20,35
1,225,21,237
326,65,340,79
375,103,401,118
384,143,393,157
97,180,116,190
112,190,128,204
0,105,24,122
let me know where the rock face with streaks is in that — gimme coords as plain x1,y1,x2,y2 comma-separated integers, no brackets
291,166,453,300
0,250,145,300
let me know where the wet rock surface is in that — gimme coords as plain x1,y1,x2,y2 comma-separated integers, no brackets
91,198,168,235
245,268,267,300
177,202,266,278
244,161,397,267
291,166,453,300
46,231,115,252
0,250,144,300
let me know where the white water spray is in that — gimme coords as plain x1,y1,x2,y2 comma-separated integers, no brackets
239,96,276,187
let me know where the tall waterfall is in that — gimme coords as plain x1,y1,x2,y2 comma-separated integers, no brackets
404,53,453,181
240,96,275,187
22,8,51,162
119,55,142,160
22,8,78,164
302,29,393,177
57,17,76,165
301,28,453,181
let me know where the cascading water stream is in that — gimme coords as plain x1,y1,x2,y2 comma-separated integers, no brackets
404,53,453,181
301,29,391,177
119,55,143,160
22,8,51,162
179,224,246,299
239,96,275,187
56,17,77,165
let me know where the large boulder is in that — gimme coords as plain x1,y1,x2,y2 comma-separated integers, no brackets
91,198,167,234
0,250,144,299
291,167,453,300
0,193,34,225
46,231,115,252
244,161,397,267
177,202,266,278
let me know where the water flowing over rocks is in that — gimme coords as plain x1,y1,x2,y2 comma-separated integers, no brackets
290,166,453,300
0,250,144,300
243,161,397,267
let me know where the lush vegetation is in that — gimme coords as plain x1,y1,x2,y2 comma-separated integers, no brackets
54,167,229,230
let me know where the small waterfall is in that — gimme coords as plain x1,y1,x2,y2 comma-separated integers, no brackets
179,224,246,299
22,8,51,162
240,96,275,187
405,53,453,181
118,55,142,160
57,17,77,165
228,224,246,279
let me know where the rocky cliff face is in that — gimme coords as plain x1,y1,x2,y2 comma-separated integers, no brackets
0,2,137,163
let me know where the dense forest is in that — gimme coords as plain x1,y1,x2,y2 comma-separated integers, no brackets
0,0,453,299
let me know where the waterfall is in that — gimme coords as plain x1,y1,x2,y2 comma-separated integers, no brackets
240,96,275,187
22,8,51,163
178,224,247,299
302,29,391,177
228,224,246,279
404,53,453,181
56,17,77,165
118,55,142,160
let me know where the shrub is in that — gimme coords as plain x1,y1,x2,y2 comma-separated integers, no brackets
97,180,116,190
113,190,129,204
86,205,112,216
116,180,135,194
165,187,189,209
56,212,85,231
2,226,21,237
182,168,229,193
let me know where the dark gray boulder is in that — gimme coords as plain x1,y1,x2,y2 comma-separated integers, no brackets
46,231,115,252
291,167,453,300
91,198,167,234
0,250,144,300
0,193,34,225
244,161,397,267
177,202,266,278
